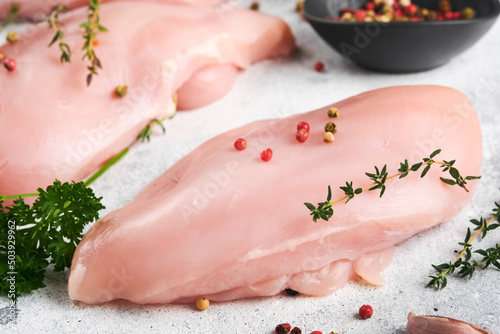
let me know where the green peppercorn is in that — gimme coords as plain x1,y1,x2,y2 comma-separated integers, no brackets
418,8,429,19
250,1,259,10
461,7,475,19
426,10,438,21
6,31,18,44
115,85,128,97
327,107,339,118
325,122,337,134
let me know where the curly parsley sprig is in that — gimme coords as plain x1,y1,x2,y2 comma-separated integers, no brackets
0,148,128,297
304,150,480,223
427,202,500,290
0,181,104,297
80,0,107,86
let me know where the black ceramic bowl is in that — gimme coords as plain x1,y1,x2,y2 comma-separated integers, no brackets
304,0,500,72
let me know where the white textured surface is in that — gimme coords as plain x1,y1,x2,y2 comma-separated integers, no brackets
1,0,500,333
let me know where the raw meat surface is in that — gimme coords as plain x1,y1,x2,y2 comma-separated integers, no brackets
68,86,482,304
0,0,227,20
176,64,239,110
0,2,295,198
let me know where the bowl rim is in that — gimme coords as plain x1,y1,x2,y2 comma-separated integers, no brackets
304,0,500,25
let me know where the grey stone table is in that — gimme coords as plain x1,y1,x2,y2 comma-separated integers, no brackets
1,0,499,333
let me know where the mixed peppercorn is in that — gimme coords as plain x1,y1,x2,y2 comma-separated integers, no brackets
234,138,247,151
332,0,475,22
232,108,340,161
1,51,16,72
6,30,18,44
273,304,372,333
260,148,273,162
314,61,325,72
114,85,128,98
359,304,374,319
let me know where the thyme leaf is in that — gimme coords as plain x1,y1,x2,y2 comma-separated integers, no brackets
81,0,107,86
47,4,71,63
305,150,481,223
0,148,128,297
0,181,104,297
0,3,19,31
427,199,500,290
137,119,166,142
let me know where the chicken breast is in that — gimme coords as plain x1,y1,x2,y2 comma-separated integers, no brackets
68,86,482,304
0,2,295,197
0,0,227,20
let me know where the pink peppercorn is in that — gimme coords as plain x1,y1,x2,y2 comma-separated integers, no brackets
3,57,16,72
404,3,418,16
233,138,247,151
260,148,273,162
394,9,405,19
359,304,374,319
444,11,454,20
314,61,325,72
340,6,351,14
353,9,367,21
297,122,310,133
364,1,375,11
296,129,308,143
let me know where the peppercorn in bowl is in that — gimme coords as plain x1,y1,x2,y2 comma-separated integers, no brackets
304,0,500,72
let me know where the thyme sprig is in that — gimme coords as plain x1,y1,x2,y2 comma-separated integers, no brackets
304,150,480,223
136,93,177,142
137,119,166,142
0,3,19,31
47,4,71,63
428,202,500,290
80,0,107,86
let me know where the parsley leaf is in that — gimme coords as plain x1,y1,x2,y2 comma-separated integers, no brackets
0,180,104,297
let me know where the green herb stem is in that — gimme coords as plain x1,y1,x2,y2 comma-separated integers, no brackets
137,119,166,142
1,180,105,297
0,4,19,31
85,147,129,186
330,172,405,206
0,148,129,201
453,216,496,266
428,209,500,290
305,150,480,223
81,0,108,85
0,192,39,201
47,4,71,63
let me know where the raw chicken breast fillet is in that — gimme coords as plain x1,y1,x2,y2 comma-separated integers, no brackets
68,86,482,304
0,0,227,20
0,2,294,198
